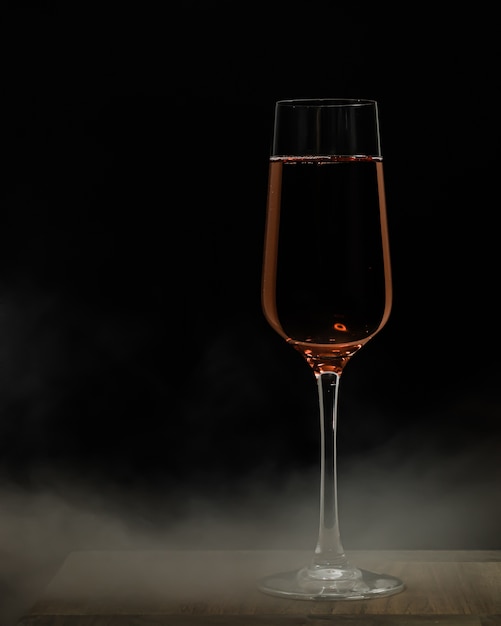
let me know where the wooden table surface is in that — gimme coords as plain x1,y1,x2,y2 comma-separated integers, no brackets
17,550,501,625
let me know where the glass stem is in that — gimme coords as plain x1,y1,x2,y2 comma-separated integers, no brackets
312,371,348,568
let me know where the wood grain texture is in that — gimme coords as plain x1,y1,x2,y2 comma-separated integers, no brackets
14,616,501,626
17,551,501,625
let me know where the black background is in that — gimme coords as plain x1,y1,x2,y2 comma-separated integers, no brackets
1,4,500,621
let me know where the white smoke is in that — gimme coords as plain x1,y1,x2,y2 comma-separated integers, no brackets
1,432,499,625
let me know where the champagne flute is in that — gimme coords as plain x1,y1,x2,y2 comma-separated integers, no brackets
259,98,404,600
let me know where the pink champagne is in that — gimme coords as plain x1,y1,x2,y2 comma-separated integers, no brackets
262,156,392,363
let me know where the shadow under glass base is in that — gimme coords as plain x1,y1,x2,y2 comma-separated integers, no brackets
258,565,405,600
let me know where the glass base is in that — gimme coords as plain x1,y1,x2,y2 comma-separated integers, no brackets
258,564,405,600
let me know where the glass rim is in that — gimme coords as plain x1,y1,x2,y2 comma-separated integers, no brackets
275,98,377,108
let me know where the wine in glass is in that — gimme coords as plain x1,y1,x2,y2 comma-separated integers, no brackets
259,98,404,600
